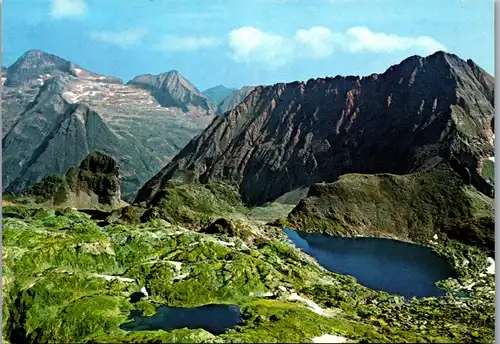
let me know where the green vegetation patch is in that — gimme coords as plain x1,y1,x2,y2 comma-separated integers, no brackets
286,163,493,245
142,180,248,228
481,159,494,182
217,299,389,343
6,272,135,344
87,328,215,344
2,198,495,344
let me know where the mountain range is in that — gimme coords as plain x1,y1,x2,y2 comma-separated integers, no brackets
135,51,495,206
2,50,495,207
2,50,253,201
1,49,495,344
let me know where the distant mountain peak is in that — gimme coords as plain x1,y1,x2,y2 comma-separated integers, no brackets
5,50,72,86
127,71,213,113
13,49,73,69
5,49,123,87
202,85,237,104
218,86,257,114
213,85,231,90
21,49,57,57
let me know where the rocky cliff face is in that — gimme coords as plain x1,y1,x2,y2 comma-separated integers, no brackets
25,151,125,210
2,50,214,201
135,51,494,206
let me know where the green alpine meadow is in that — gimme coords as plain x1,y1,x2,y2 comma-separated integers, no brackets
1,1,495,342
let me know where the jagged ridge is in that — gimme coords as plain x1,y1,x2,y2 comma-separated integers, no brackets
135,51,495,206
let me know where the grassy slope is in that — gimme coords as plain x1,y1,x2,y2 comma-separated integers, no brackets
2,192,495,344
481,159,494,182
141,180,249,229
286,163,494,246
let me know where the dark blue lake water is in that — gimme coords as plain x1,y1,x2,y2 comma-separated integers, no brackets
284,229,456,298
120,304,242,335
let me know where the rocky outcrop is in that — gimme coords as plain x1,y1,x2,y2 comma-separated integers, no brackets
201,218,237,236
135,51,494,206
286,161,494,248
2,50,213,201
24,152,126,210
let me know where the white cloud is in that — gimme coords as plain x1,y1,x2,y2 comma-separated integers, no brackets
153,36,222,52
227,26,446,68
90,29,147,49
344,27,446,54
51,0,87,19
295,27,337,58
228,26,290,68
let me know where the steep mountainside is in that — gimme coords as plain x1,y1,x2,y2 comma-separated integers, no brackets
135,52,494,206
202,85,236,104
127,71,216,115
2,50,214,201
218,86,256,114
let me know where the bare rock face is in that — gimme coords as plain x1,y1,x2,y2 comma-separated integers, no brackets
135,51,494,206
24,151,126,210
4,49,73,87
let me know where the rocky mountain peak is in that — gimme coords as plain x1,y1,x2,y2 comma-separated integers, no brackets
218,86,257,114
5,49,72,86
2,49,215,202
127,70,214,113
135,52,494,206
5,49,122,87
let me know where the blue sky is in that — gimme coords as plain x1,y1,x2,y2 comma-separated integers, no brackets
3,0,494,90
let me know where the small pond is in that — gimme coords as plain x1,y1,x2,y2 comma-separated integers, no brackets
120,304,242,335
284,229,456,298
